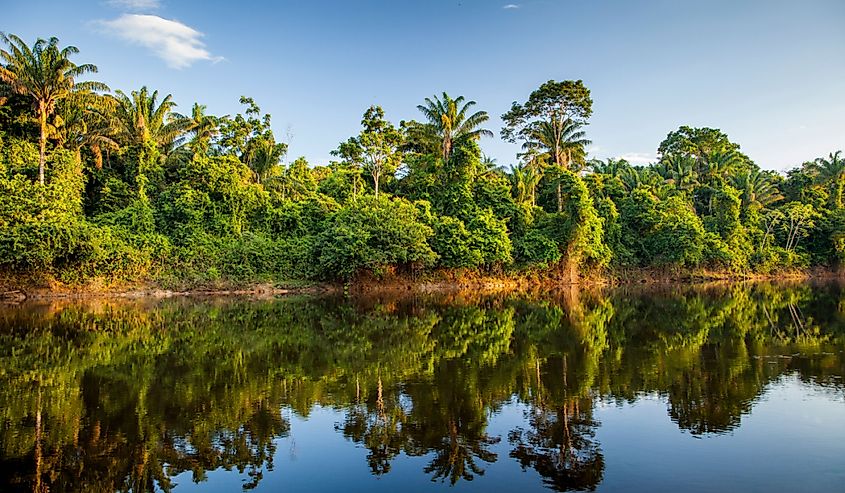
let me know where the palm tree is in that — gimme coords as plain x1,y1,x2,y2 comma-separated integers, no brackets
479,153,506,180
516,147,549,205
414,92,493,162
618,166,643,192
522,119,591,171
810,151,845,209
50,92,118,169
0,34,106,184
589,157,631,176
702,149,746,184
244,135,286,183
730,170,783,212
179,103,226,155
657,154,698,192
522,119,591,211
509,163,542,205
110,86,190,150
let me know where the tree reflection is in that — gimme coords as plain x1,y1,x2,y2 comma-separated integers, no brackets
507,288,609,491
337,375,409,475
509,396,602,491
0,282,843,491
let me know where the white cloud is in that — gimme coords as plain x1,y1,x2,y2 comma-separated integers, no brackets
619,152,656,165
502,4,521,9
106,0,160,10
98,14,222,69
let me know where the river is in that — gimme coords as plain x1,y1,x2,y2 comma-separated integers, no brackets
1,281,843,492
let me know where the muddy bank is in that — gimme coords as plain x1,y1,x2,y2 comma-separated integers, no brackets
1,266,841,302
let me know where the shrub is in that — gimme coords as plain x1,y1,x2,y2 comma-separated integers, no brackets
313,196,437,279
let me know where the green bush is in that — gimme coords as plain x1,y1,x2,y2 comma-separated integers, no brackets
513,229,561,266
431,215,483,268
467,208,513,267
313,196,437,279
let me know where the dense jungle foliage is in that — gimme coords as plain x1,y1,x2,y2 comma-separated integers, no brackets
1,34,843,286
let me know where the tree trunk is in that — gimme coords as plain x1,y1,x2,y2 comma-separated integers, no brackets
373,171,380,198
557,180,563,213
38,104,47,185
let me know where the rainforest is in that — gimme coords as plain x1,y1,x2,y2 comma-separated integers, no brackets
1,33,844,291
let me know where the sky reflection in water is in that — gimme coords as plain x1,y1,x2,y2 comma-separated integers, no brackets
0,282,843,492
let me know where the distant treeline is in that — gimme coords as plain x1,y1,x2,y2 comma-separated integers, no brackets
1,33,843,286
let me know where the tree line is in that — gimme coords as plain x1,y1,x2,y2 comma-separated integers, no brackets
1,34,843,286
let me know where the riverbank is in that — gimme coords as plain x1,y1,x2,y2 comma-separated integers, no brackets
2,266,841,301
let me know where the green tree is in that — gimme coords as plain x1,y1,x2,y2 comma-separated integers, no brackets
810,151,845,209
522,119,591,172
0,34,106,184
336,106,403,197
412,92,493,162
657,154,699,192
314,196,437,279
501,79,593,156
181,103,226,155
243,133,286,183
50,92,117,168
657,126,740,161
730,169,783,214
502,80,593,212
509,163,542,206
110,86,189,150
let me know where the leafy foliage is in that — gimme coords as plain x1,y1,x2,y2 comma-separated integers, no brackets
0,34,842,285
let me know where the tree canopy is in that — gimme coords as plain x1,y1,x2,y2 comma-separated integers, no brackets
0,34,842,287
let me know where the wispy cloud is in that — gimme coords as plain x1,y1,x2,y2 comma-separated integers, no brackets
98,14,222,69
106,0,160,10
619,152,657,165
502,4,521,9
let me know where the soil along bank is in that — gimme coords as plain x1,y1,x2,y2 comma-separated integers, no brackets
1,266,840,300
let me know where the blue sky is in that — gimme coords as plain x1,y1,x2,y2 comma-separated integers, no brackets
5,0,844,171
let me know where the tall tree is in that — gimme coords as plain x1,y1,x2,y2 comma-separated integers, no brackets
522,119,591,171
730,169,784,213
412,92,493,162
50,92,117,168
501,79,593,165
657,126,751,182
0,33,106,184
523,119,591,211
337,106,403,197
810,151,845,209
244,133,286,183
181,103,226,155
502,80,593,212
110,86,189,150
657,126,740,159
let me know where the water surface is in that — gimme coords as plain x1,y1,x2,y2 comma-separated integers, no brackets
1,282,843,492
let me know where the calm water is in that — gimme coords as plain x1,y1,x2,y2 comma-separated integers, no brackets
1,283,844,492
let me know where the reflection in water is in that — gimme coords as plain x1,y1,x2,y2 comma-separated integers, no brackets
0,282,844,492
